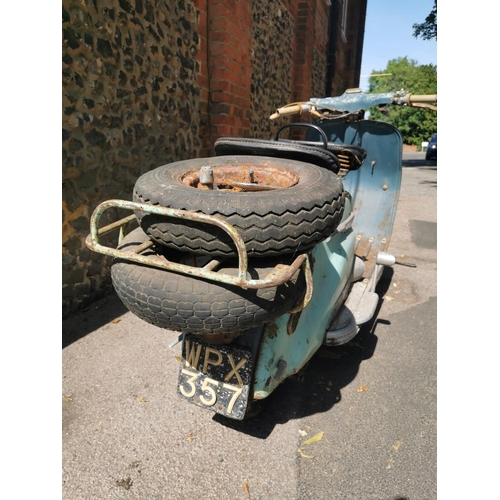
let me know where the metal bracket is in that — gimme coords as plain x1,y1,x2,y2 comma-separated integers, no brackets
335,210,356,234
86,199,311,291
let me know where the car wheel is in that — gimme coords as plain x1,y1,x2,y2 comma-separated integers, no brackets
133,155,345,258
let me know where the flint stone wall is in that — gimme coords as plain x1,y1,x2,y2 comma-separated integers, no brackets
62,0,204,316
62,0,363,318
250,0,294,139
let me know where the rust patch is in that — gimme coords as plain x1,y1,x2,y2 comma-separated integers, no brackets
355,247,379,279
355,236,373,259
180,164,299,191
265,321,279,339
287,311,302,335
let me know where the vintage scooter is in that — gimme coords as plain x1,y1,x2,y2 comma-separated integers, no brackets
86,89,437,420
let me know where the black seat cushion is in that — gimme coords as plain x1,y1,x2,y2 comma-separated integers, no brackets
214,137,341,174
214,138,367,174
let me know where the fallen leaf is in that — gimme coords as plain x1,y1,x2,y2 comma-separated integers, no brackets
62,396,72,402
392,439,404,452
243,480,251,499
112,318,121,324
135,397,149,403
186,433,194,441
298,429,307,437
175,356,181,362
302,431,324,446
385,296,394,301
386,457,395,469
357,385,368,392
297,448,314,458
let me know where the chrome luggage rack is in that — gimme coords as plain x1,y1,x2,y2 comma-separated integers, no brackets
86,199,313,311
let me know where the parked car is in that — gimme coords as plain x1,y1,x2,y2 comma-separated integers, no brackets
425,133,437,160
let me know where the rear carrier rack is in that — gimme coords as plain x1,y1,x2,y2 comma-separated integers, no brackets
86,199,313,309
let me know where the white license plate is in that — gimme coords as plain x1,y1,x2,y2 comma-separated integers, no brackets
177,334,253,420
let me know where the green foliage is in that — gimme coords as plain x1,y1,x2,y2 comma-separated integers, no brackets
413,0,437,40
368,57,437,146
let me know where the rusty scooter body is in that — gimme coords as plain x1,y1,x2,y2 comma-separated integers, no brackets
87,89,437,420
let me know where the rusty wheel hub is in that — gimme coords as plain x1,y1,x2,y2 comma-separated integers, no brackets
181,164,299,192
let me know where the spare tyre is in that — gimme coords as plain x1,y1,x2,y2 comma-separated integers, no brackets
133,155,344,258
111,227,307,336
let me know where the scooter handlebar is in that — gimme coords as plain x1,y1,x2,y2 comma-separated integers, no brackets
405,94,437,111
270,90,437,119
270,103,312,120
408,94,437,104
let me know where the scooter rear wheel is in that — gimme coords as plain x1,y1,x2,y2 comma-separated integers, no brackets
111,227,307,335
133,155,344,258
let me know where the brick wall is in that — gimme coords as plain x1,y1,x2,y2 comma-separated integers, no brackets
62,0,366,317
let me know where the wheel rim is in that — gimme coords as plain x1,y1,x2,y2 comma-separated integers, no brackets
180,164,299,192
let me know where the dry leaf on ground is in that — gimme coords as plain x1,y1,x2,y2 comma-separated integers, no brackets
392,439,404,451
297,448,314,459
302,431,324,446
243,480,251,499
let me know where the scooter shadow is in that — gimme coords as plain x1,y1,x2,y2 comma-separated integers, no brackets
214,267,393,438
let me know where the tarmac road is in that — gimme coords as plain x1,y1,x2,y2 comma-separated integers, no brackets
62,153,437,499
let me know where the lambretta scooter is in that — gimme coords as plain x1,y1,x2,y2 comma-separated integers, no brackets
86,89,437,420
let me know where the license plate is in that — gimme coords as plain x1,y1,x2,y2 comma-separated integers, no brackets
177,334,253,420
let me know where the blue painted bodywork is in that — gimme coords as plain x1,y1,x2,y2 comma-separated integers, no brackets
251,118,403,399
253,195,356,399
321,119,403,256
310,92,395,113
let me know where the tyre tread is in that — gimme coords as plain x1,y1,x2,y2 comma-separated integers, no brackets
111,228,306,334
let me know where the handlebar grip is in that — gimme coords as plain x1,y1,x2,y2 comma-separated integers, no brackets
408,94,437,104
270,103,307,120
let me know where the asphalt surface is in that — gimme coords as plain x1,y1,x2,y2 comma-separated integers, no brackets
62,153,437,499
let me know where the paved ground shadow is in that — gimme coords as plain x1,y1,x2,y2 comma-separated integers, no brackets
402,159,436,168
214,267,394,438
62,291,128,348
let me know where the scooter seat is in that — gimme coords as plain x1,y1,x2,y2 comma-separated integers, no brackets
214,137,342,174
286,140,367,171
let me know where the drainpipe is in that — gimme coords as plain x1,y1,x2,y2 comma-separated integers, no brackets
353,1,368,87
325,2,338,96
